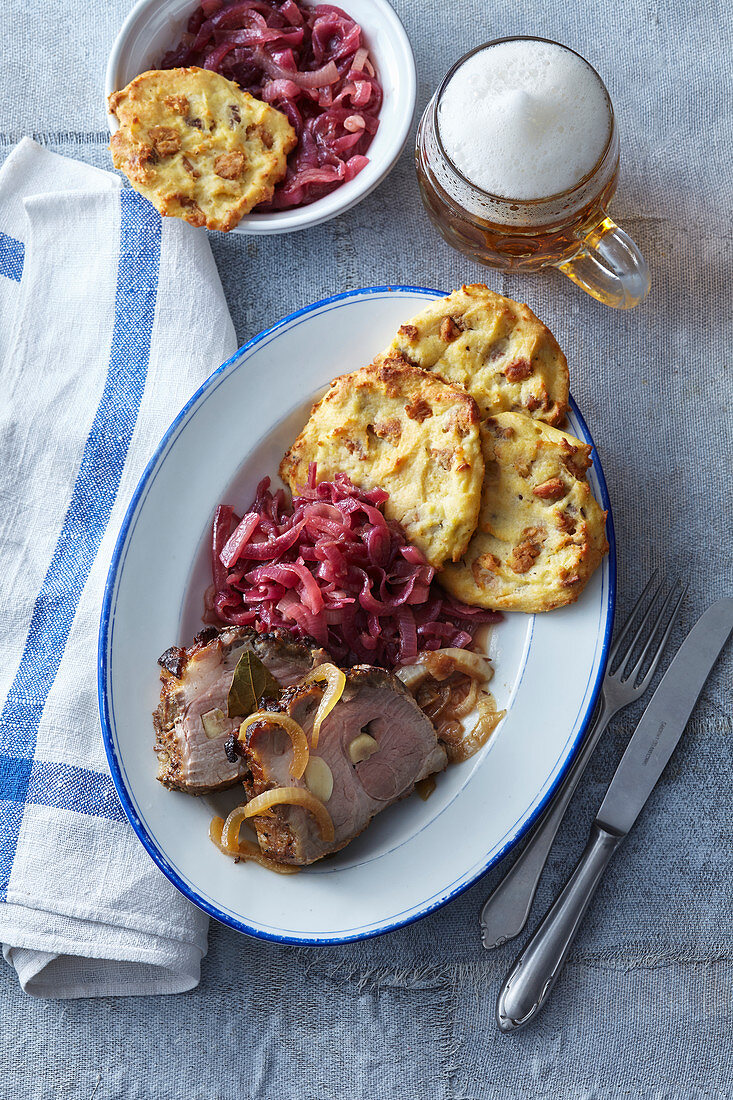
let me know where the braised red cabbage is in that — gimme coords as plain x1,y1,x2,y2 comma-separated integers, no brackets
160,0,381,209
207,467,501,668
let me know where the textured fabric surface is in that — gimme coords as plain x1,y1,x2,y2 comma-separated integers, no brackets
0,140,236,997
1,0,732,1095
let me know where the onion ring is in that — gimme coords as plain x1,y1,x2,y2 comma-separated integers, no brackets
415,648,494,683
238,712,309,778
243,787,335,841
209,814,299,874
446,677,480,719
298,662,346,749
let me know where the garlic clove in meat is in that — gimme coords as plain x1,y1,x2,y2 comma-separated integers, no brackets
201,708,230,739
348,733,379,764
304,756,333,803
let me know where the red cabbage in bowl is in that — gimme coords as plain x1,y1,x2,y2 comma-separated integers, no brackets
160,0,382,209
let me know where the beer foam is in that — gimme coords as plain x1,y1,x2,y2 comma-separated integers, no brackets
438,40,611,200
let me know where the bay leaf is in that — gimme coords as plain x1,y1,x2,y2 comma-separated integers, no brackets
227,650,281,718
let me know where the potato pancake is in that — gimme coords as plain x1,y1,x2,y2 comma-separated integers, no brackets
439,412,608,611
280,358,485,569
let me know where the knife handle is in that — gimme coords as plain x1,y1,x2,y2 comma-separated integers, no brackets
495,823,623,1033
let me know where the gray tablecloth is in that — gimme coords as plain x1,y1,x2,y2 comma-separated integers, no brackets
2,0,731,1096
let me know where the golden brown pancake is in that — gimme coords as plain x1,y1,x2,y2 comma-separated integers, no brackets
109,67,296,231
377,284,569,425
439,412,608,612
280,357,485,569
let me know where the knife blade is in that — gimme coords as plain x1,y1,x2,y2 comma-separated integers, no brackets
596,596,733,837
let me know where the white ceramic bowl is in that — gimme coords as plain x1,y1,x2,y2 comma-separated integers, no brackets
105,0,416,234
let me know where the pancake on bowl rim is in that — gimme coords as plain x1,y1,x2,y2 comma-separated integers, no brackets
109,67,296,231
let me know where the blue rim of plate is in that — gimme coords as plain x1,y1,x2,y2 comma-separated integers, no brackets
98,284,617,945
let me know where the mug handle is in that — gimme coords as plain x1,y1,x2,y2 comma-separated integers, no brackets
555,213,650,309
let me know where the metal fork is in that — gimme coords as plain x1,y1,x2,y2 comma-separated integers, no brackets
480,574,686,950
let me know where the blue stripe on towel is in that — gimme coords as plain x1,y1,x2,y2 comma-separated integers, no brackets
0,190,161,901
26,760,126,822
0,231,24,282
0,803,24,893
0,756,125,822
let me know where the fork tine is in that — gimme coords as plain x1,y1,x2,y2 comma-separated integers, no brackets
612,574,667,677
608,570,660,666
631,584,687,690
620,580,682,683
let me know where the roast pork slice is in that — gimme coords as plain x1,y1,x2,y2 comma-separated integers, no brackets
153,626,330,794
243,666,447,865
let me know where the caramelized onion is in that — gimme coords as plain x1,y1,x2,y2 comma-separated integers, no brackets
415,775,436,801
243,786,335,841
394,663,430,691
209,814,299,874
417,681,451,721
437,718,464,745
455,697,506,762
238,712,309,778
446,677,480,719
417,648,494,683
299,662,346,749
414,667,504,764
221,805,263,854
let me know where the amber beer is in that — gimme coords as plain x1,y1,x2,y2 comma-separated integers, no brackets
415,38,649,307
416,150,620,273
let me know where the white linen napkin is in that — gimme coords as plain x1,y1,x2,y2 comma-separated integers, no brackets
0,138,237,997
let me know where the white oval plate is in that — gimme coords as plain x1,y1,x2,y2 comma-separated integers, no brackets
99,286,616,944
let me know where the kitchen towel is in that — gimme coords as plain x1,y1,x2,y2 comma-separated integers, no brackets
0,138,237,997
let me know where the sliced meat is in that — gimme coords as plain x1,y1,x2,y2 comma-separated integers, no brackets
153,626,330,794
242,666,447,865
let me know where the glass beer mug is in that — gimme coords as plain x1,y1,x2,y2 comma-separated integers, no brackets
416,37,650,309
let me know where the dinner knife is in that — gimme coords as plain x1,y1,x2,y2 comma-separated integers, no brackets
495,596,733,1033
